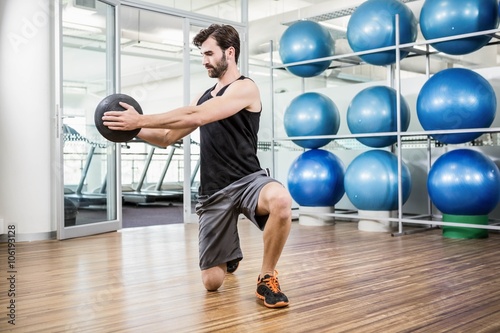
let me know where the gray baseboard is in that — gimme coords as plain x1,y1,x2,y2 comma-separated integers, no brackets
0,231,56,243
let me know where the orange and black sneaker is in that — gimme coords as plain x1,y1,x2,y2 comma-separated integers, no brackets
256,271,289,308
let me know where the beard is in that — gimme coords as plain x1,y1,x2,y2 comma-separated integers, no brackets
206,52,228,78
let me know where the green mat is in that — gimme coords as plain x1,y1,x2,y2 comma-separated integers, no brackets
442,214,488,239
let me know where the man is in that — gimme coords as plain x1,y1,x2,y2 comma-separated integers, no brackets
102,24,292,308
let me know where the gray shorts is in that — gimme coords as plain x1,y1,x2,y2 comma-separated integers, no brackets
195,169,280,270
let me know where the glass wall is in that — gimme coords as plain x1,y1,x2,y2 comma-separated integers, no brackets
59,0,248,229
119,6,187,208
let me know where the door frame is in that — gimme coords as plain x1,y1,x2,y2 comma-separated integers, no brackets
55,0,122,240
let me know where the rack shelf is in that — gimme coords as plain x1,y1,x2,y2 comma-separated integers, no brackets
269,24,500,235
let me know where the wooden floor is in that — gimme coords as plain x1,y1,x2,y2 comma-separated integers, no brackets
2,220,500,333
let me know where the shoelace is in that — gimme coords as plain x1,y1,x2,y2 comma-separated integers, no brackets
261,271,281,293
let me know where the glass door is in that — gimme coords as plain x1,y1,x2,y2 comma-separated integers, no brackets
119,6,185,217
58,0,120,239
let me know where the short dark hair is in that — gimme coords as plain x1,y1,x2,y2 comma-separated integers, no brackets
193,24,240,64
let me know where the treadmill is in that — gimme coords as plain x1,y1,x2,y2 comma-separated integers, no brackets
63,125,108,208
123,141,199,204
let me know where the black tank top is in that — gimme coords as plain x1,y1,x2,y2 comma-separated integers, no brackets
197,76,262,196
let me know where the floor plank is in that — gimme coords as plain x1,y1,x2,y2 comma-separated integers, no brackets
1,221,500,332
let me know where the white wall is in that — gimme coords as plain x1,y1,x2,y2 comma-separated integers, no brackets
0,0,55,237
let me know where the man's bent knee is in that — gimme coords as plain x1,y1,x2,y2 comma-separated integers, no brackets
259,183,292,219
270,191,293,222
201,265,226,291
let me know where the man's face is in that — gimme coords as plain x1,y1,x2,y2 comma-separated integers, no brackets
200,37,228,78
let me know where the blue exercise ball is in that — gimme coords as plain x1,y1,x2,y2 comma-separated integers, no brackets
420,0,499,55
428,149,500,215
346,0,418,66
288,149,345,207
347,86,410,148
284,92,340,149
279,20,334,77
416,68,496,144
344,150,412,211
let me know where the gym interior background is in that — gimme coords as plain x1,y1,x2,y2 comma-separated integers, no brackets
1,0,500,241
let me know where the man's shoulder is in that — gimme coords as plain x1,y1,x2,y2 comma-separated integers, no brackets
227,76,258,91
